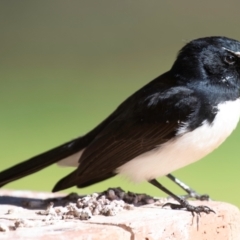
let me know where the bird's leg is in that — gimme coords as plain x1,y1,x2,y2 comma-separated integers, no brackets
167,174,210,201
149,179,215,215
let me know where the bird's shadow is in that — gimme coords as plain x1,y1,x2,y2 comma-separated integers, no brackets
0,192,82,210
0,188,157,210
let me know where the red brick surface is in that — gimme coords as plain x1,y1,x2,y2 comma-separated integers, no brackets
0,190,239,240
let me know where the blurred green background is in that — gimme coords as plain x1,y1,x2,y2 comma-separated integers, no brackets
1,1,240,207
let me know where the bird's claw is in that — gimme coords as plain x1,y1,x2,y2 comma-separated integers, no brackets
162,200,215,216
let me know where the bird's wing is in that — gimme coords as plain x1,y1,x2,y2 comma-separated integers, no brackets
53,86,199,191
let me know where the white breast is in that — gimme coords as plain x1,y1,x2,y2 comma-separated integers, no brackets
116,99,240,182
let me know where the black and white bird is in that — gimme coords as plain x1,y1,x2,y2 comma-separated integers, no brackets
1,36,240,214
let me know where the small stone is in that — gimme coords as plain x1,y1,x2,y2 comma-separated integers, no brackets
106,189,116,200
14,218,33,228
6,208,15,214
92,208,100,215
92,193,99,198
36,202,56,216
76,199,84,208
99,195,106,200
0,223,9,232
117,200,125,207
124,204,135,210
54,206,68,215
80,208,92,220
65,192,79,201
154,198,168,206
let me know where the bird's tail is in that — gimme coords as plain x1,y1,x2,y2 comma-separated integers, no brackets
0,99,120,189
0,136,87,188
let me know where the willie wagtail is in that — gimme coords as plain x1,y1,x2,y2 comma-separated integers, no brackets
1,36,240,215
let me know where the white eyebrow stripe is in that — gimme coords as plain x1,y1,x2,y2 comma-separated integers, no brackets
222,47,240,57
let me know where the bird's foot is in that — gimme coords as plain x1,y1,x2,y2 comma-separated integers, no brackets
163,198,215,216
170,193,210,201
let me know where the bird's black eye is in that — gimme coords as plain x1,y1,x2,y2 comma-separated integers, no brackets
224,55,236,65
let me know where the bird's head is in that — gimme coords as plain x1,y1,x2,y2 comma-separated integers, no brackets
171,36,240,89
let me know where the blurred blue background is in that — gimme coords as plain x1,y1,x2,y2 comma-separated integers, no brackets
1,1,240,207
